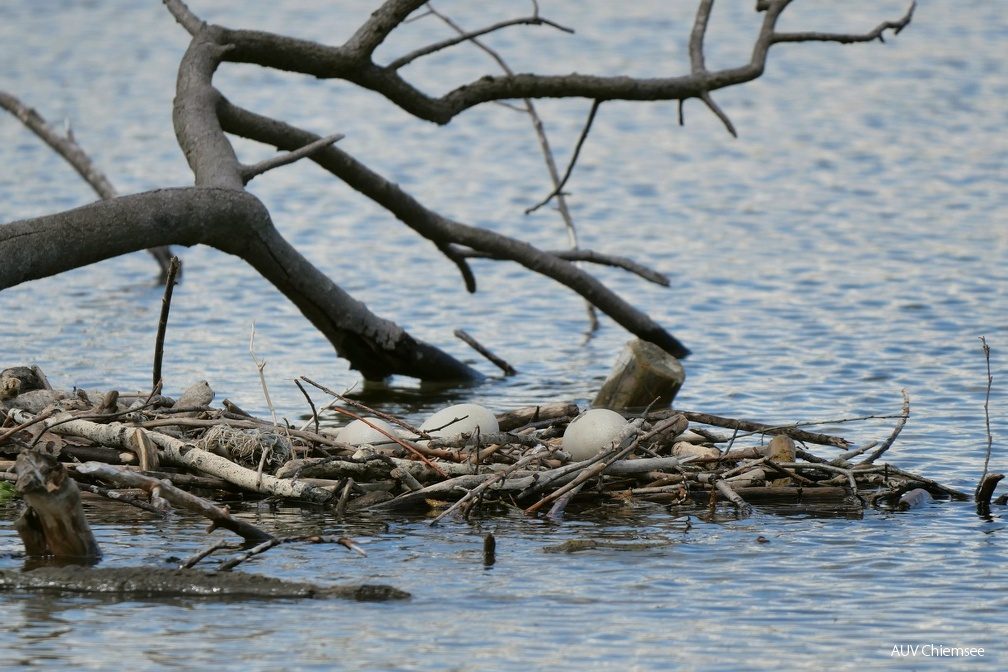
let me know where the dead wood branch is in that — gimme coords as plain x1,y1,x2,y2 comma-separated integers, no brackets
74,462,274,543
0,91,173,276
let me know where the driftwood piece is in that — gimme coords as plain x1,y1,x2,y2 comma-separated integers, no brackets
75,462,274,543
14,447,101,561
0,566,409,601
975,473,1004,510
7,410,333,504
593,339,685,411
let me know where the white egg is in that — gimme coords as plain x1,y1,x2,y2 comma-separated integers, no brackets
336,417,398,446
420,403,499,438
563,408,630,461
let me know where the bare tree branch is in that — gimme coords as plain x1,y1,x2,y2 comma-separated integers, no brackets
770,1,916,44
215,99,692,359
387,15,573,71
1,1,916,382
0,91,175,276
526,100,601,214
240,133,344,184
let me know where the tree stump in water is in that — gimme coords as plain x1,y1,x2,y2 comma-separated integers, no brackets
14,447,101,562
593,339,686,411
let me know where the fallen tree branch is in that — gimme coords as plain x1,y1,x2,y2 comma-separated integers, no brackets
74,461,274,543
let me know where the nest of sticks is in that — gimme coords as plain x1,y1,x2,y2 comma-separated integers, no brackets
1,368,973,530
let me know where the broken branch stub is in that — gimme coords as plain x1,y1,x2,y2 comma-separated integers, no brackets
14,447,101,562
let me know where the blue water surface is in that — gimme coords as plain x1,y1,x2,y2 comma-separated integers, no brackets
1,1,1006,669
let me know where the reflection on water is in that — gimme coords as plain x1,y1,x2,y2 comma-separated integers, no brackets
2,0,1008,669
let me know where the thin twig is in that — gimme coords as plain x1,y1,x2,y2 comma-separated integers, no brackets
977,336,994,499
525,100,601,215
217,535,366,571
424,3,599,330
249,322,278,427
454,329,516,375
152,256,181,393
298,376,449,477
240,133,344,184
859,389,910,466
294,378,320,435
388,14,573,70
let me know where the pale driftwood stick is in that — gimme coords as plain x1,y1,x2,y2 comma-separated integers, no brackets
694,472,752,514
859,389,910,466
138,416,342,449
75,462,274,543
977,336,994,502
14,448,101,560
7,410,334,504
429,453,542,526
836,441,879,462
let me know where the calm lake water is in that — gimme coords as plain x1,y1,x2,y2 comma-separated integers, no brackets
2,1,1007,669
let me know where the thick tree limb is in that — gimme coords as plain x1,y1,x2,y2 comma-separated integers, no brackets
0,189,480,380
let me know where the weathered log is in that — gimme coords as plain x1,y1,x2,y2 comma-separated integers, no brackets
14,447,101,562
0,566,409,601
593,339,685,411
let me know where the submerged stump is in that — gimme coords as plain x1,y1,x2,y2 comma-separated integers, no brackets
593,338,685,411
14,447,101,562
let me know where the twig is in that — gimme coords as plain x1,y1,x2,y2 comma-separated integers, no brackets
74,462,275,543
179,539,239,569
686,0,736,137
770,1,916,45
424,3,599,330
152,256,181,393
217,534,366,571
294,378,320,435
662,410,854,448
454,329,516,375
388,14,573,70
249,322,278,427
76,482,170,516
461,248,670,286
977,336,994,500
298,376,449,477
525,421,644,514
859,389,910,466
525,100,601,214
240,133,344,184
